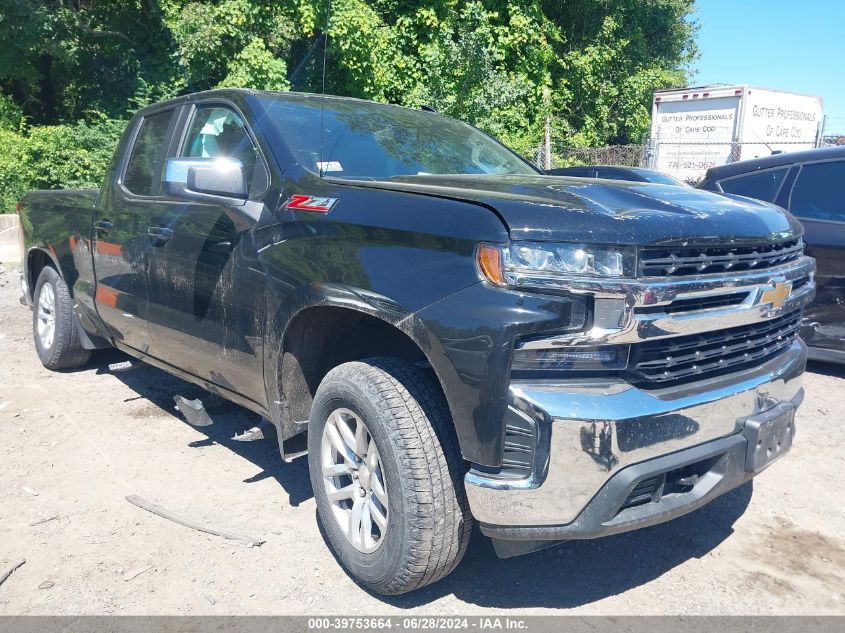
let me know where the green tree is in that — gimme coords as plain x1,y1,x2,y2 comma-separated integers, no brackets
0,0,699,211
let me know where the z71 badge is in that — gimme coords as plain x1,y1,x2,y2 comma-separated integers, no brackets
285,195,338,213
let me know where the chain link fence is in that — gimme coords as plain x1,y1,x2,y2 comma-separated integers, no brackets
532,144,648,170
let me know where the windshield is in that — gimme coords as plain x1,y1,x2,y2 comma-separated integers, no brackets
258,94,537,180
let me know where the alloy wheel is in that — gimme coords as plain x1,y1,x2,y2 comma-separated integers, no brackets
37,283,56,350
320,408,389,553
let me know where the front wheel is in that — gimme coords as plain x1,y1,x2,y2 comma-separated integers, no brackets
307,358,473,595
32,266,91,370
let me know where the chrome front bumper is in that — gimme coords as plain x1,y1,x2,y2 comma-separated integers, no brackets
465,335,807,531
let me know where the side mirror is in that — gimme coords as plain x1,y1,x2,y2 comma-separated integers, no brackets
164,157,261,231
164,157,247,201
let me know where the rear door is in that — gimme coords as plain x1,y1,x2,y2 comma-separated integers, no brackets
785,160,845,354
144,100,270,405
93,108,179,353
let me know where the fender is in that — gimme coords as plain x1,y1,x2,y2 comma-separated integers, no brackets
24,244,111,351
261,278,480,462
20,187,112,347
24,245,62,299
263,281,419,431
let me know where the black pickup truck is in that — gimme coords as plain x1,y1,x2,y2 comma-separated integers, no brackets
18,89,815,595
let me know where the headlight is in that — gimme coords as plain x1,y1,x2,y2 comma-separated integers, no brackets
477,242,636,286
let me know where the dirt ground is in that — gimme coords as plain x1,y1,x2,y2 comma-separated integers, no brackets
0,263,843,616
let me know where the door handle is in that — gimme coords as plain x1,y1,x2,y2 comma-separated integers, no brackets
94,220,113,233
147,226,174,244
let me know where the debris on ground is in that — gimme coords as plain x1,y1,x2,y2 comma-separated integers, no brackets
29,514,59,526
126,494,265,547
38,580,55,590
0,559,26,589
107,360,139,373
202,593,216,605
22,486,38,496
231,418,275,443
122,565,153,582
173,396,213,427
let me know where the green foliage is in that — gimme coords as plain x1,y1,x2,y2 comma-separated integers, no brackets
405,3,544,151
0,93,23,131
0,0,699,211
0,128,27,213
557,14,691,146
0,119,124,213
219,38,291,91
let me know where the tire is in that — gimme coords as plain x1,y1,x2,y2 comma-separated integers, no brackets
32,266,91,370
307,358,473,595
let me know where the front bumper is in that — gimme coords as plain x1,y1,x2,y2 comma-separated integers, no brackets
465,339,806,556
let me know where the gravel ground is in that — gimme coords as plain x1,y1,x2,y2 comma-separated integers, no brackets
0,263,843,615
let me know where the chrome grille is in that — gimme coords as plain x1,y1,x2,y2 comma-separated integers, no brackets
637,291,749,315
640,238,803,277
629,311,802,385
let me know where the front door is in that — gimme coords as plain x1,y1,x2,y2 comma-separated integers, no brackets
93,108,178,353
786,159,845,354
145,103,269,405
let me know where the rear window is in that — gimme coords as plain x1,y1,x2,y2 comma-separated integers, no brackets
123,111,173,196
790,160,845,221
718,168,788,203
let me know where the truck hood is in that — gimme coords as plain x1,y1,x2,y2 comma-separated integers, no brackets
380,174,802,246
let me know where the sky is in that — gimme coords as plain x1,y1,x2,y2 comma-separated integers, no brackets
692,0,845,133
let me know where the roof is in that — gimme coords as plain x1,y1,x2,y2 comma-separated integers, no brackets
705,146,845,180
135,88,426,117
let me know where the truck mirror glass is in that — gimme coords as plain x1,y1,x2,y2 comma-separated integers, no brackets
163,157,259,231
164,157,248,201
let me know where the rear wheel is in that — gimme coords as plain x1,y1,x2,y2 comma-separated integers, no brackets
307,358,472,595
32,266,91,370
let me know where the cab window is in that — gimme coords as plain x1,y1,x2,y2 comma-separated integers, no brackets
790,160,845,222
180,105,263,194
123,110,173,196
719,167,788,203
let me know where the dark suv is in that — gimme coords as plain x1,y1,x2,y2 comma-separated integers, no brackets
547,165,687,186
699,146,845,362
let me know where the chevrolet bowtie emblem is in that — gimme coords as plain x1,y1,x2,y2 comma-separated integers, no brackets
761,280,792,310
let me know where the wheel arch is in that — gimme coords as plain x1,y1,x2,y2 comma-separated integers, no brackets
26,246,105,351
264,285,465,460
24,246,62,301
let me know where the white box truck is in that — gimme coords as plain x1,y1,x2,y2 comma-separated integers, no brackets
648,85,824,182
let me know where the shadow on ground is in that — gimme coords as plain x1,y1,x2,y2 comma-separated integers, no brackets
807,359,845,380
85,348,753,609
379,481,751,608
89,349,312,507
